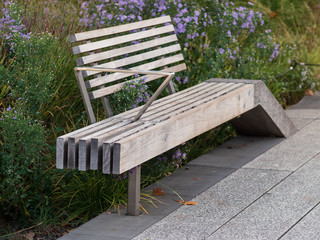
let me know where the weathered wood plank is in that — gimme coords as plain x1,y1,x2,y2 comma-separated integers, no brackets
88,63,186,99
142,82,234,121
103,83,244,173
84,54,184,87
77,119,134,171
77,34,178,66
56,116,125,169
73,25,175,55
89,121,143,170
83,44,181,78
69,16,171,43
112,84,255,173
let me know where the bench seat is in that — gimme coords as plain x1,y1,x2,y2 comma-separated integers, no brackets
57,79,296,175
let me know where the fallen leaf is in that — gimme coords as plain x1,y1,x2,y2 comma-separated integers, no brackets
106,211,112,214
243,144,247,147
183,201,198,206
192,177,200,180
152,187,165,196
270,11,277,18
227,145,233,149
22,232,35,240
185,167,190,170
176,200,198,205
305,89,314,96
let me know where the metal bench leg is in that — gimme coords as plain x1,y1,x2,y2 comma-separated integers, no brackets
127,165,141,216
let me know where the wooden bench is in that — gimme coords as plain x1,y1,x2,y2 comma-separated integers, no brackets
56,16,297,216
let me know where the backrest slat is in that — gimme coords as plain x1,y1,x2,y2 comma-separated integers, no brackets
83,44,181,78
76,34,178,66
69,16,171,43
85,53,185,89
69,16,186,121
73,25,175,55
88,63,187,100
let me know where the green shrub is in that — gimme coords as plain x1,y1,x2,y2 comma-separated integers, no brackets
0,103,48,219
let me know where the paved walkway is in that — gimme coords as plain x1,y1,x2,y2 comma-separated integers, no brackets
61,93,320,240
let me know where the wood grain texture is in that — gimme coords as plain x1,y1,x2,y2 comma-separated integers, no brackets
69,16,171,43
112,84,255,173
88,63,186,99
73,25,175,55
76,34,178,66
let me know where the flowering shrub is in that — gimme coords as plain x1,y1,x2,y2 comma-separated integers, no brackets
111,78,151,114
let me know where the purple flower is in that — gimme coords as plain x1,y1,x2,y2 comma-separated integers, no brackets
219,48,224,54
248,2,254,6
227,30,232,37
184,42,188,47
195,10,200,16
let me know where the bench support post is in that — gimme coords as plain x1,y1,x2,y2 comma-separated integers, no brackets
127,165,141,216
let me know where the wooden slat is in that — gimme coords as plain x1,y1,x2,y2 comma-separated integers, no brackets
88,63,186,99
85,54,184,88
77,119,134,170
73,25,175,55
83,44,181,77
142,83,235,121
77,34,178,66
112,84,255,174
89,122,144,170
103,83,245,173
69,16,171,43
56,115,126,169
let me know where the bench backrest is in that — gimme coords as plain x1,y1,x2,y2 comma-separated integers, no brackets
69,15,186,123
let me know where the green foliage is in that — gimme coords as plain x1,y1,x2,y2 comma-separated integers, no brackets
0,103,48,219
53,170,128,225
110,79,151,115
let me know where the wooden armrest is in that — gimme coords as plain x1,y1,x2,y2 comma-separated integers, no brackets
75,67,175,121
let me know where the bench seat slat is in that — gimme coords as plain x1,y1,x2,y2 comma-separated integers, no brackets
69,16,171,43
102,83,247,173
111,83,255,174
73,25,175,55
77,35,178,66
83,43,181,78
79,121,142,171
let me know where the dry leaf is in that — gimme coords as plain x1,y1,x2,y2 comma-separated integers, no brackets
227,145,233,149
106,211,112,214
192,177,200,180
183,201,198,206
22,232,35,240
270,11,277,18
152,187,165,196
185,167,190,170
176,200,198,205
243,144,247,147
305,90,314,96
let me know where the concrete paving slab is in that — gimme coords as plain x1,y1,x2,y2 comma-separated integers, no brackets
287,93,320,110
156,165,235,197
60,213,160,240
289,118,314,130
206,153,320,240
285,109,320,119
280,203,320,240
133,168,289,240
244,120,320,171
190,136,283,169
